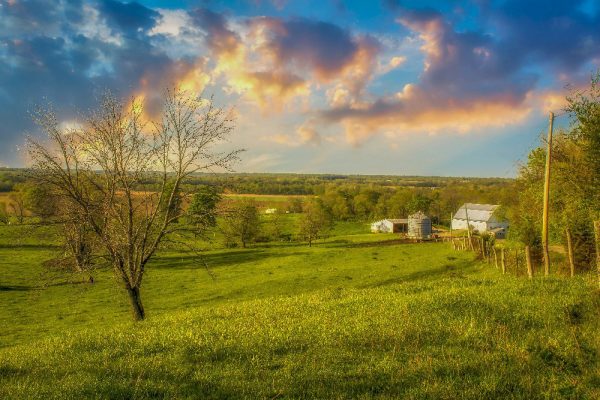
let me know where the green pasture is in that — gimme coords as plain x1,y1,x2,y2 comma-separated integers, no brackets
0,222,599,399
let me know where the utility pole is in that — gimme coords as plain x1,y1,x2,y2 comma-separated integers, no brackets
542,112,554,276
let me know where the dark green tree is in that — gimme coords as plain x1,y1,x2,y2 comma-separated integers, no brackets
186,185,221,237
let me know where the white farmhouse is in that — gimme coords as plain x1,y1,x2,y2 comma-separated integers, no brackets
451,203,508,237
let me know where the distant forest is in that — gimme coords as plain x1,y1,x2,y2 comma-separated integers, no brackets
0,168,515,226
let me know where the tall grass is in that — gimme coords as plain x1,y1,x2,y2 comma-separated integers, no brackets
0,224,599,399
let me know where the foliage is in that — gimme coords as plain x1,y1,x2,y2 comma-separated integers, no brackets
221,199,260,248
186,185,221,237
0,202,7,224
511,72,600,270
298,199,332,246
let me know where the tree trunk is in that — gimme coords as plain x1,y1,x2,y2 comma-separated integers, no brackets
566,228,575,278
501,247,506,275
127,285,145,321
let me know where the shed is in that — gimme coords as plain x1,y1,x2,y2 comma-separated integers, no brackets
451,203,508,233
408,211,432,239
371,219,408,233
489,227,507,239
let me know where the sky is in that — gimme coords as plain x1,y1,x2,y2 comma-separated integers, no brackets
0,0,599,176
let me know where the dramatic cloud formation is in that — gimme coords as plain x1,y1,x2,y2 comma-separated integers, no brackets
0,0,598,174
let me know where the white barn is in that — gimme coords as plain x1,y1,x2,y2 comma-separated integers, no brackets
371,219,408,233
451,203,508,235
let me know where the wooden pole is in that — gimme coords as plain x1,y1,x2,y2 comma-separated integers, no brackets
525,245,533,279
501,247,506,274
479,237,484,258
493,246,498,269
515,248,520,273
449,213,453,240
566,228,575,278
542,112,554,276
465,205,474,251
594,221,600,288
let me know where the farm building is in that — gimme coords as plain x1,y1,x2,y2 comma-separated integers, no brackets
451,203,508,234
264,208,277,214
408,211,432,239
371,219,408,233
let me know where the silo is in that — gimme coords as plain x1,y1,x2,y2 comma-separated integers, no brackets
408,211,432,239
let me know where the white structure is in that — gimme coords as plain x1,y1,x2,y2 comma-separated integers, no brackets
371,219,408,233
265,208,277,214
451,203,508,233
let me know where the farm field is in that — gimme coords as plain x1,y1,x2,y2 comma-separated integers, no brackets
1,222,599,399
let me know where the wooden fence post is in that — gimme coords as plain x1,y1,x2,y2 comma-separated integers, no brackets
525,245,533,279
493,246,498,269
501,247,506,275
515,248,519,273
594,221,600,288
566,228,575,278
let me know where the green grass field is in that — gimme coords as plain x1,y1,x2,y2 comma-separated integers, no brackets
1,222,599,399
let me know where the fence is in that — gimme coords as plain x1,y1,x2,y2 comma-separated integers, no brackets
451,236,544,279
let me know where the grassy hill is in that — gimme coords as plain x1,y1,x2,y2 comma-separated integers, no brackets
1,223,599,399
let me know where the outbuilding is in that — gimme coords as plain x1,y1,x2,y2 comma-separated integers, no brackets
451,203,508,233
408,211,432,239
371,219,408,233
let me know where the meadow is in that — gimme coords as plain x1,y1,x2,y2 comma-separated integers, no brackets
1,220,599,399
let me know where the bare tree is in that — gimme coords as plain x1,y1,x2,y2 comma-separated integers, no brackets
27,90,241,320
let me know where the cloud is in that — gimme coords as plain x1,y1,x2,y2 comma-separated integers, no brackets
249,17,381,94
484,0,600,70
263,121,322,147
1,0,599,170
378,55,407,74
296,121,322,145
318,7,540,144
98,0,159,35
0,0,196,164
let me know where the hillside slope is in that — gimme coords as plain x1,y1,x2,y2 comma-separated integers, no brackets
1,270,599,399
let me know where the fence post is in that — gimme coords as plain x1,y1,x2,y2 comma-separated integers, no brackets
501,247,506,275
493,246,498,269
515,248,520,274
566,228,575,278
525,245,533,279
594,221,600,288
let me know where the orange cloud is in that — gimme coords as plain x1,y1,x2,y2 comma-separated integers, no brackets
226,70,309,111
322,84,533,145
124,59,211,123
